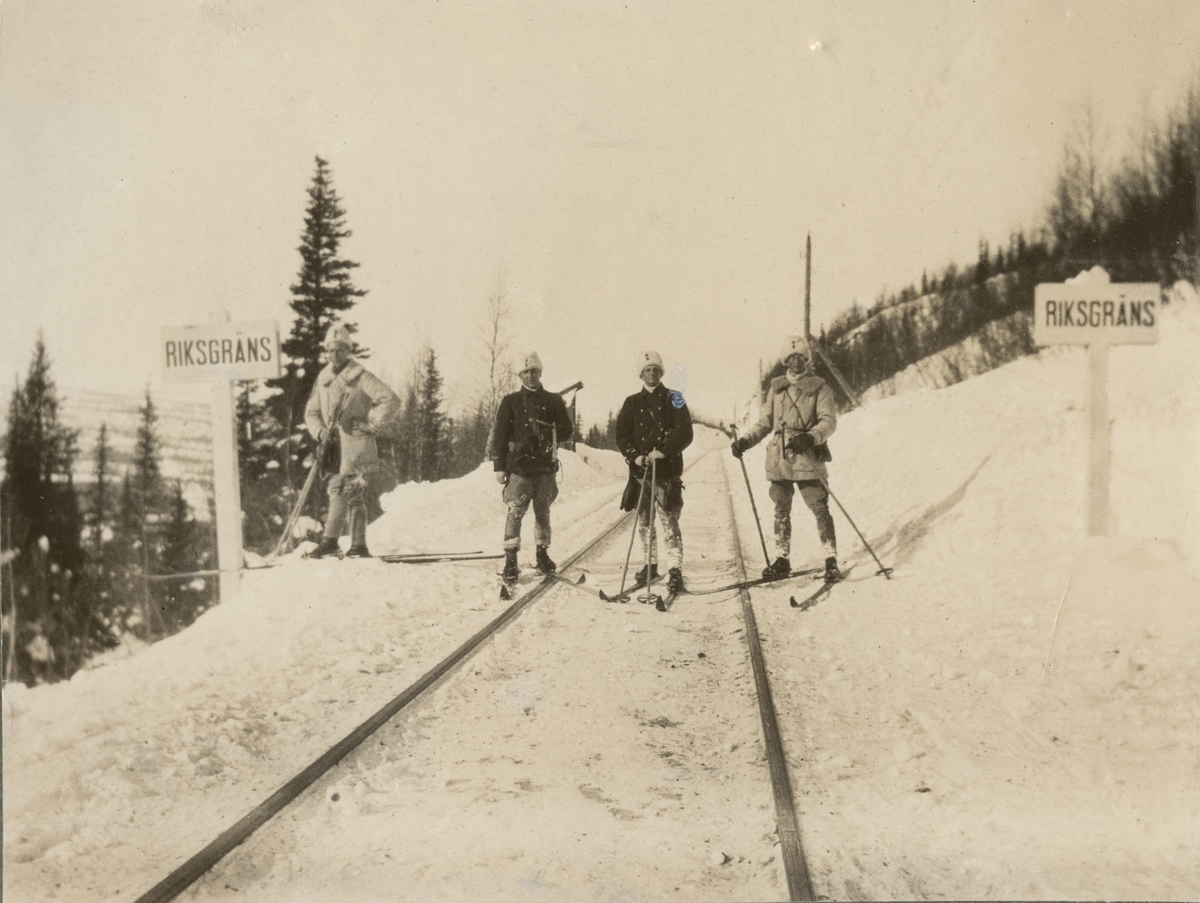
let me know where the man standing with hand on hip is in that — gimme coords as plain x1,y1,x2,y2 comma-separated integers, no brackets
731,335,840,582
492,352,575,581
304,325,400,559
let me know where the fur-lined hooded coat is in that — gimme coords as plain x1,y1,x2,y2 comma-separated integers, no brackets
741,365,837,482
305,359,400,476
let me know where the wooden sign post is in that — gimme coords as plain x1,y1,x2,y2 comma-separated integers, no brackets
162,314,280,600
1034,280,1159,536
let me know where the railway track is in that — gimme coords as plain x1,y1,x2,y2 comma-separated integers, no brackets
137,447,826,902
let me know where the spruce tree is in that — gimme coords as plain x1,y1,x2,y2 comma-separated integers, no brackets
89,423,114,547
109,473,143,633
132,390,164,541
236,382,289,550
160,480,213,631
128,390,168,637
1,337,85,682
268,156,367,490
82,422,120,653
416,349,447,481
975,238,991,284
396,382,420,483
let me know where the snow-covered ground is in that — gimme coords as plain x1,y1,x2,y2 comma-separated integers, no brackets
4,294,1198,901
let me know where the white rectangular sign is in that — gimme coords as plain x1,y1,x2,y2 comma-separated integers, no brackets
1034,283,1159,346
162,320,281,383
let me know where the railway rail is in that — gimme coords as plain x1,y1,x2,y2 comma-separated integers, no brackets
135,448,827,902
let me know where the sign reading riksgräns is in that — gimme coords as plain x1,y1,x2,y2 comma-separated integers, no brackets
1034,278,1160,538
162,320,280,382
1034,282,1159,346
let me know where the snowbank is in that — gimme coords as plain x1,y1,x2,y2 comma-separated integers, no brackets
293,446,629,559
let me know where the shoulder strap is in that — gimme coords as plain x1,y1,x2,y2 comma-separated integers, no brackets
780,383,814,433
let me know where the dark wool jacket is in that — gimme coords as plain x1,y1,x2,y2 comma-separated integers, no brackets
615,384,694,482
492,386,574,477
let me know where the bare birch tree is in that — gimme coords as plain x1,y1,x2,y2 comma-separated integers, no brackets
1047,101,1112,268
475,276,516,462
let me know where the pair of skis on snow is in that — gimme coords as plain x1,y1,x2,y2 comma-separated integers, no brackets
686,565,844,609
380,551,562,602
496,564,680,611
785,562,896,609
597,572,680,612
680,561,892,610
496,565,579,601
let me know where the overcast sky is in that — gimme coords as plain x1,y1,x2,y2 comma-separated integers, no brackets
2,0,1198,425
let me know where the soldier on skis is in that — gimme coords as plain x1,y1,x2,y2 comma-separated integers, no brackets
304,325,401,559
492,352,575,582
731,335,841,582
616,350,694,594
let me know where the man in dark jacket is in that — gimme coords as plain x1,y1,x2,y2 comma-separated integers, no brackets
616,350,694,594
492,352,575,580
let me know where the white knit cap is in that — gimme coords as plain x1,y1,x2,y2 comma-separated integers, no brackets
323,325,353,349
780,335,810,362
637,350,664,377
518,351,543,374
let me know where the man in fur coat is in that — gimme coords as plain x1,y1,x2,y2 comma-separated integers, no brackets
732,335,840,582
304,325,400,559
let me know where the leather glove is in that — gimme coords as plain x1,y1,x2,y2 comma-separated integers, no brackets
496,472,509,485
634,456,647,468
647,449,666,461
731,437,749,459
786,432,816,453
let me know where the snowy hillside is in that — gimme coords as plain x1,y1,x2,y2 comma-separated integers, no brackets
64,386,215,486
3,294,1198,901
0,384,216,490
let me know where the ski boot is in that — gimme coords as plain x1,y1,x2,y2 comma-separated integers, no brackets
535,546,557,574
634,563,660,585
823,556,842,583
345,545,372,559
667,567,684,594
306,537,342,559
762,557,790,581
502,549,520,582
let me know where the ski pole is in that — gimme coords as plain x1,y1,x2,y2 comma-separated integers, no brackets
616,465,652,599
271,385,349,560
639,457,660,603
271,459,321,560
804,451,893,579
733,426,772,569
